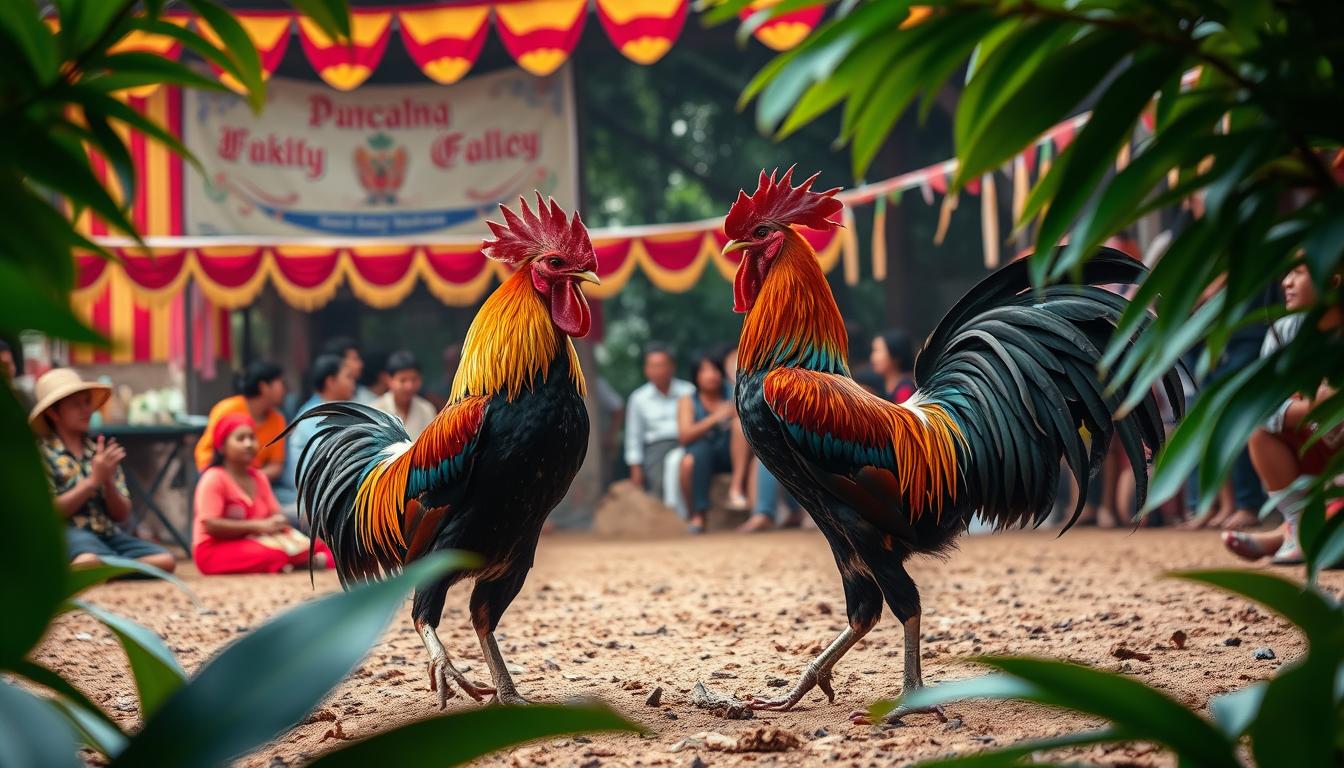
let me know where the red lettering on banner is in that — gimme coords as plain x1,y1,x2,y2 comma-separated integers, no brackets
431,130,539,170
308,94,452,130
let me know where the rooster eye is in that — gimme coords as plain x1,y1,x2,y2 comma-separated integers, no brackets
753,226,770,238
547,257,563,268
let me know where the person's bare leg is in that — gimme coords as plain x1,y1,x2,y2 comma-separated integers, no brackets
680,453,705,530
71,553,101,567
139,553,177,574
1223,429,1300,555
417,617,495,708
728,420,751,504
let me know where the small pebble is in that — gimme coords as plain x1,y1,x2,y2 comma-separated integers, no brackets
1224,637,1242,647
688,757,707,768
1253,647,1276,660
645,686,663,707
943,718,964,731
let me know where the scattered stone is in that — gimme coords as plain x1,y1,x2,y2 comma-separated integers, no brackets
691,682,753,720
1110,645,1153,662
812,728,829,739
665,711,679,720
622,679,645,690
1254,647,1276,660
1224,637,1243,647
301,709,338,725
671,728,800,754
319,721,352,742
111,695,138,713
816,602,833,615
574,737,591,744
765,677,788,688
543,658,561,671
74,632,93,641
645,686,663,707
943,718,964,731
1171,630,1188,649
634,626,668,637
688,757,708,768
579,759,601,768
267,757,289,768
709,671,735,680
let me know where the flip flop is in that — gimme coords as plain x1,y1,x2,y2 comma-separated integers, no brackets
1221,531,1277,561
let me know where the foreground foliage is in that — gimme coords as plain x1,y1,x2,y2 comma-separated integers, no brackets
872,570,1344,767
0,2,637,765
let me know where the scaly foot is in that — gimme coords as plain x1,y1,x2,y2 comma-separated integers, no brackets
746,665,834,711
491,689,533,706
427,655,496,709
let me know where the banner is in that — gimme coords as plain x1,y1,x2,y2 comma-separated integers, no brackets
183,68,578,237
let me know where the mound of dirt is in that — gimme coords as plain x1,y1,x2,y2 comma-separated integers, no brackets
590,480,687,538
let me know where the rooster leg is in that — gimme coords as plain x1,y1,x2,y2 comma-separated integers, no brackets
416,618,496,709
849,613,947,725
747,624,867,711
471,571,532,705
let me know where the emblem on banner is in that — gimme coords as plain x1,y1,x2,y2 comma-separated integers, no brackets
354,132,407,204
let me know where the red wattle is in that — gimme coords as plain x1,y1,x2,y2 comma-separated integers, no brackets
550,278,591,338
733,256,764,313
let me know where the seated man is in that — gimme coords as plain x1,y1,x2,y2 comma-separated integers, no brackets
624,344,693,503
372,350,437,439
31,369,176,572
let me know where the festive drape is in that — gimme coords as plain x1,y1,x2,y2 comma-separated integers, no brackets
74,214,851,312
56,1,800,95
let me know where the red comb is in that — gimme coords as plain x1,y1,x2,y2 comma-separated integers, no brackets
482,193,593,267
724,166,843,239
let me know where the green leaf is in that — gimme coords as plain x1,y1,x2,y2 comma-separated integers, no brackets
112,551,480,768
289,0,352,43
10,659,128,756
700,0,763,28
907,658,1238,768
1209,682,1265,739
1171,570,1344,650
0,0,60,86
0,261,106,344
956,29,1134,185
1033,48,1183,268
177,1,267,111
4,127,140,241
912,727,1129,767
0,389,67,668
65,555,199,606
1300,190,1344,286
54,0,133,61
81,51,232,98
955,20,1076,155
0,680,82,768
72,599,186,719
65,85,201,173
1248,659,1338,768
307,703,644,767
81,112,136,217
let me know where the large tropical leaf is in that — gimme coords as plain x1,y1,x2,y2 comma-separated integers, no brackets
111,551,479,768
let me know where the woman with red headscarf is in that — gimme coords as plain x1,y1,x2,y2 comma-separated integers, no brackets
193,413,332,574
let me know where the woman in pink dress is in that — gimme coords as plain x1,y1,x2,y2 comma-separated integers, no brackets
193,413,332,574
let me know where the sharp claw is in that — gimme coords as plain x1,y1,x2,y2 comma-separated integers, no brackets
817,670,835,703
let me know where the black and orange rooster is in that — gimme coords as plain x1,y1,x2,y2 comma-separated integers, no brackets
283,195,599,707
721,169,1180,724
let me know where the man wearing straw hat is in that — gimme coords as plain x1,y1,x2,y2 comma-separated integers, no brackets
29,368,176,572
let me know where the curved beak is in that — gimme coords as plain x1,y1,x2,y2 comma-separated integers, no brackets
572,270,601,285
721,239,748,257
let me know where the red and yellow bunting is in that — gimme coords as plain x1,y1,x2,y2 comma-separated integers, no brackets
595,0,687,65
397,4,491,85
196,12,293,93
494,0,588,76
297,10,393,91
740,0,824,51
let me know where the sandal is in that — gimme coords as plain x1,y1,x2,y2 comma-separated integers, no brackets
726,492,750,511
1221,531,1278,562
1220,509,1260,531
736,514,774,533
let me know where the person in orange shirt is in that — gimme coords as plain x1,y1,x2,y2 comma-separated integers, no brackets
195,361,288,483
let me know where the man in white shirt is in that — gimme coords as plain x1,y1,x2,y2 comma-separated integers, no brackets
373,350,438,440
624,344,693,501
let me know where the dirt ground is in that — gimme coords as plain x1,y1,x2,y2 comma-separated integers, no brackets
36,527,1344,767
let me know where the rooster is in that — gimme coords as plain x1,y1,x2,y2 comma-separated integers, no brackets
282,194,599,707
721,168,1180,724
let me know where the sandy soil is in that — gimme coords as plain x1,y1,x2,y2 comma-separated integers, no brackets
35,528,1344,767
